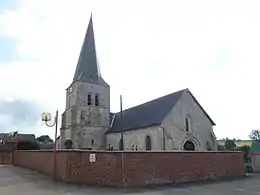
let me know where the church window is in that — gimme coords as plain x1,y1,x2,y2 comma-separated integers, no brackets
108,144,111,150
69,87,73,93
185,118,189,131
87,94,92,105
185,115,191,132
91,140,94,144
95,94,99,106
145,135,152,150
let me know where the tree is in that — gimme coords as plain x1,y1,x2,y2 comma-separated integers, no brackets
249,130,260,140
238,145,251,163
37,135,53,143
238,145,253,173
18,141,40,150
217,144,225,151
225,139,236,150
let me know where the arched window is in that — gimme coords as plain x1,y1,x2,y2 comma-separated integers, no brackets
95,94,99,106
145,135,152,150
87,94,92,105
185,115,191,132
185,117,189,131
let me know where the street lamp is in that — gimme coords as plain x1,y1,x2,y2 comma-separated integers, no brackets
41,110,58,180
41,111,58,146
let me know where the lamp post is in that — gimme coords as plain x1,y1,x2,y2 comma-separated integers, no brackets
41,110,58,180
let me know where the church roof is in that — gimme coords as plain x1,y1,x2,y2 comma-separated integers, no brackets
108,89,215,134
72,14,108,86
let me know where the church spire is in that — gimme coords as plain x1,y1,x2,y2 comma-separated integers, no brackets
73,14,101,83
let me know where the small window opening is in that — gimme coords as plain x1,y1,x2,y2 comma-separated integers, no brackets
95,94,99,106
91,140,94,145
135,145,138,151
185,117,189,132
87,94,92,105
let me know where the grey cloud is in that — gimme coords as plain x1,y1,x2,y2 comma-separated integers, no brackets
0,99,43,128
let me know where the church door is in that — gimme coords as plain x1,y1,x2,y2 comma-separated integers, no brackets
183,141,195,151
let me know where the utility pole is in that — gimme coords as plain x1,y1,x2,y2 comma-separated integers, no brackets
120,95,124,187
120,95,124,150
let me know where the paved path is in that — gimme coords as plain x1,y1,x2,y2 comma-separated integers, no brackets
0,165,260,194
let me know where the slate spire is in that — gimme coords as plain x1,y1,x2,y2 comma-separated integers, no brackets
73,14,101,83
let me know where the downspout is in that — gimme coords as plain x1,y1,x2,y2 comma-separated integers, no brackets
160,123,166,151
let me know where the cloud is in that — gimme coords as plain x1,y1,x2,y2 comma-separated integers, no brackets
0,0,20,11
0,99,43,133
0,36,21,63
0,0,260,140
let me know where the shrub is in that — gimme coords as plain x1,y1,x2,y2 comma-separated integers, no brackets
18,141,40,150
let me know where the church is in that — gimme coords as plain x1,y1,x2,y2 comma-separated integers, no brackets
59,15,217,152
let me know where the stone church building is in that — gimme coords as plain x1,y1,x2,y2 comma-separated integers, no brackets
59,16,217,152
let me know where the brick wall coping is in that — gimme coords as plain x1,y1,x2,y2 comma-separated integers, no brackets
17,149,241,154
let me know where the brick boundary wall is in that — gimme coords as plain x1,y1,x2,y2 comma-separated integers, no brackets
14,150,245,187
0,151,13,164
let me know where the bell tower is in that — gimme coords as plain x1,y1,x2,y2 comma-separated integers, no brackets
60,14,110,150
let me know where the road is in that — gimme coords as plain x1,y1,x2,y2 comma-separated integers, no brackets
0,165,260,195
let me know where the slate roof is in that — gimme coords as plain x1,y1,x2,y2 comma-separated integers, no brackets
108,89,215,134
72,14,108,87
0,133,36,143
108,89,184,133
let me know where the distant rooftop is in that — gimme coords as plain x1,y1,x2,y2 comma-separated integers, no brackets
0,133,36,143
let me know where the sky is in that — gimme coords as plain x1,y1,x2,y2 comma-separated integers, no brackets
0,0,259,139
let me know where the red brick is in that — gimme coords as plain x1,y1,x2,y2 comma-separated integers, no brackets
14,150,244,187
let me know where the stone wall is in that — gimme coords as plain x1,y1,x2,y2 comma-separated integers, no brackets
14,150,245,187
106,125,163,151
61,81,110,150
162,90,216,151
